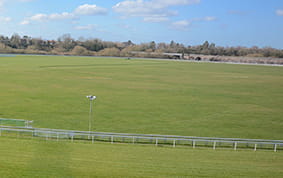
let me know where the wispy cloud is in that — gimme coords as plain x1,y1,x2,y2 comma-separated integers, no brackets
228,10,249,16
21,4,107,25
0,0,5,8
48,12,76,20
75,24,96,30
143,16,169,22
171,20,191,30
202,16,216,21
29,13,47,21
25,12,76,23
20,20,30,25
74,4,107,15
191,16,216,22
171,16,216,30
276,9,283,16
113,0,200,22
1,0,35,8
0,16,11,23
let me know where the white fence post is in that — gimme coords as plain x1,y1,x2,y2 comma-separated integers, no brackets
234,142,237,151
2,127,283,152
213,141,216,150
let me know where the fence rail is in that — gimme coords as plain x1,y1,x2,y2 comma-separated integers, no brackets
0,118,33,127
0,126,282,152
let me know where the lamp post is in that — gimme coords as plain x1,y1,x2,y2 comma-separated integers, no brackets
86,95,96,135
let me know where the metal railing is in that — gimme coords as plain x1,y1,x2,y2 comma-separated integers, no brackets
0,126,282,152
0,118,33,128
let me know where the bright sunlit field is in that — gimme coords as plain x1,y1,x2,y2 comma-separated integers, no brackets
0,55,282,139
0,137,282,178
1,55,283,177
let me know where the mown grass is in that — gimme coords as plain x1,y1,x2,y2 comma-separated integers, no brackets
0,55,282,140
0,55,283,177
0,137,282,178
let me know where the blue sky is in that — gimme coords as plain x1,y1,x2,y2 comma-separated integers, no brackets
0,0,283,48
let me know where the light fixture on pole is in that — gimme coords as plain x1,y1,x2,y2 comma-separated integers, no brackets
86,95,96,134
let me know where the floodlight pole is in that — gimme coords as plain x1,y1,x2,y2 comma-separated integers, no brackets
89,100,92,133
86,95,96,135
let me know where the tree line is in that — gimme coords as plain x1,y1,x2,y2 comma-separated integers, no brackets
0,33,283,58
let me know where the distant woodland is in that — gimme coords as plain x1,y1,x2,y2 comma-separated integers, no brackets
1,33,283,63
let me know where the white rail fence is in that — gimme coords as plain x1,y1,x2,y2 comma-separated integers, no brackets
0,126,282,152
0,118,33,127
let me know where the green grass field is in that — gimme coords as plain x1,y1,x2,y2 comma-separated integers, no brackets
0,137,283,178
0,55,283,177
0,55,282,139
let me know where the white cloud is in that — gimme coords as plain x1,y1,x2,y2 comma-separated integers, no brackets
25,12,75,23
113,0,200,22
192,16,217,22
276,9,283,16
22,4,107,24
113,0,160,17
171,20,191,30
20,20,30,25
74,4,107,15
0,0,5,8
113,0,200,13
171,16,215,30
203,16,216,21
0,0,34,8
75,24,95,30
30,13,48,21
143,16,169,22
150,0,200,8
0,16,11,23
49,12,75,20
1,0,35,8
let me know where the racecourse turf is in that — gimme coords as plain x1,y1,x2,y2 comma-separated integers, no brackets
0,55,282,139
0,55,283,177
0,137,283,178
